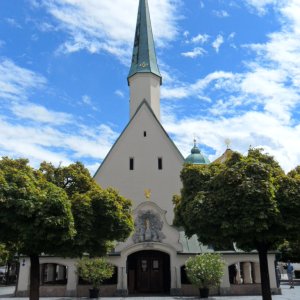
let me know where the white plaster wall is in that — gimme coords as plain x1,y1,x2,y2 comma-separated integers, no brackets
17,258,30,293
16,257,78,296
95,103,184,224
129,73,161,120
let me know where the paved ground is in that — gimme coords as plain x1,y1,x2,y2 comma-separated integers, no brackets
0,283,299,300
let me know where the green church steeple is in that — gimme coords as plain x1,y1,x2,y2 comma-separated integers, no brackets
128,0,162,84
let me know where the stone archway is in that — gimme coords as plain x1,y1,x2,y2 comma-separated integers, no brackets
127,250,170,295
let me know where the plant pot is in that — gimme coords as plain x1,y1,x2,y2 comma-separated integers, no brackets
89,288,100,298
199,288,209,298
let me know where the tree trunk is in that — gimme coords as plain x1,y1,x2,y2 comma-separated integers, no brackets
257,244,272,300
29,254,40,300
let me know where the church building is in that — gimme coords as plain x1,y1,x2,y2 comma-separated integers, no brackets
16,0,280,297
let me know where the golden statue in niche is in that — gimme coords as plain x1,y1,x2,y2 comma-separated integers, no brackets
144,189,151,200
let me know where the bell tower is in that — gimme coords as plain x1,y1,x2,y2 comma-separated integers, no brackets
128,0,162,121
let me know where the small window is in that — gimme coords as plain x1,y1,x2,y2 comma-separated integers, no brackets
153,260,159,270
129,158,134,170
144,131,147,137
158,157,163,170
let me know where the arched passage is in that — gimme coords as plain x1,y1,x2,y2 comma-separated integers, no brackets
127,250,170,295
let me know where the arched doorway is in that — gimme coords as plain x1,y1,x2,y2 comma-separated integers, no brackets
127,250,170,294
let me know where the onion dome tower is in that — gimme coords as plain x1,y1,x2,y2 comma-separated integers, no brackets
185,139,210,165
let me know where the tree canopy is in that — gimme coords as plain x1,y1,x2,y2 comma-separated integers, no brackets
0,243,9,266
0,158,134,300
174,148,300,300
39,161,134,256
0,157,75,256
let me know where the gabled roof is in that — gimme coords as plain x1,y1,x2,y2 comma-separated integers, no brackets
127,0,162,84
93,100,184,178
213,148,234,164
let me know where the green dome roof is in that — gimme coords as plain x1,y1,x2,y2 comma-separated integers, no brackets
185,143,210,165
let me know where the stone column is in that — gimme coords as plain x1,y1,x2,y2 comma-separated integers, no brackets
66,262,78,297
170,266,182,295
253,263,261,283
176,266,181,289
222,265,230,287
242,262,252,284
236,263,242,284
116,266,127,296
16,258,30,296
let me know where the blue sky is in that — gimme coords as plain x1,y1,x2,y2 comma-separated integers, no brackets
0,0,300,174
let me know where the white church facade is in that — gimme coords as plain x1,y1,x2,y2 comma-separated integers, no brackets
16,0,280,297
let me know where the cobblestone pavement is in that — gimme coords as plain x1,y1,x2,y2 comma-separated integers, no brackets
0,284,299,300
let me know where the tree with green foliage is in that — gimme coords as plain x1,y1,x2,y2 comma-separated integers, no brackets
278,240,300,262
174,149,300,300
0,157,75,300
0,242,19,285
0,244,9,266
276,166,300,263
39,162,134,256
0,158,134,300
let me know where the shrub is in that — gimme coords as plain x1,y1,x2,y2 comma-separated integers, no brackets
76,257,114,289
185,253,225,289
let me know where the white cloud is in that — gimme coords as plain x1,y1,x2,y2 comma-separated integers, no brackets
115,90,125,98
5,18,22,28
82,95,92,105
212,34,224,53
181,47,206,58
0,116,119,173
0,59,118,172
41,0,181,63
163,109,300,172
162,0,300,172
228,32,236,40
191,34,209,44
183,31,189,38
244,0,279,15
212,10,230,18
11,103,73,125
0,59,46,101
162,71,234,100
0,59,74,125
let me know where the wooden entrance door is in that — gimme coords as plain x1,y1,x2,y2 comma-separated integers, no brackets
127,250,170,294
136,252,164,293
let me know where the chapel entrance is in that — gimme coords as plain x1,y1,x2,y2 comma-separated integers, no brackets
127,250,170,294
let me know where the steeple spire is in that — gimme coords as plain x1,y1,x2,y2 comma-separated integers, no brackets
128,0,162,84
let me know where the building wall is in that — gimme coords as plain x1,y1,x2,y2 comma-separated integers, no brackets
16,253,280,297
94,103,184,224
129,73,161,120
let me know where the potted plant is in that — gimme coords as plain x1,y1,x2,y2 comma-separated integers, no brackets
185,253,225,298
76,257,114,298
